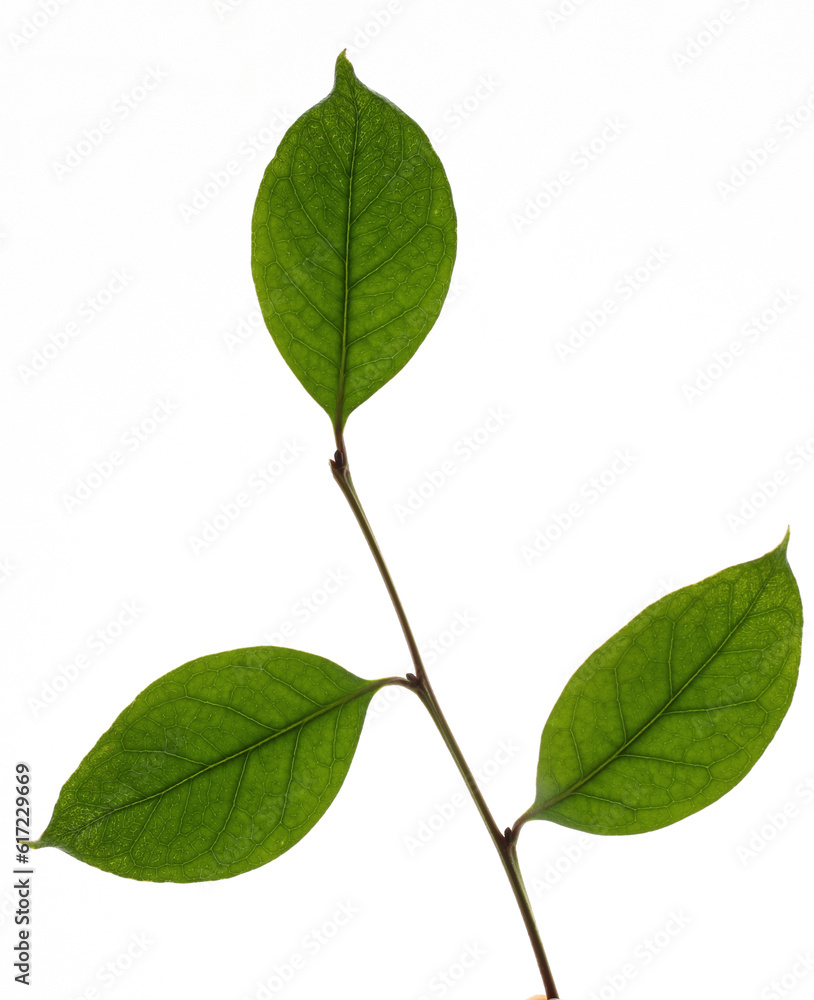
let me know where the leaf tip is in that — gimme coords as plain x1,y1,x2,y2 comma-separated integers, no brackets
774,527,791,560
334,50,357,94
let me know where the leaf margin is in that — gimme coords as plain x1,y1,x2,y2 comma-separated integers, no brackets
29,645,397,882
250,50,458,433
521,531,803,837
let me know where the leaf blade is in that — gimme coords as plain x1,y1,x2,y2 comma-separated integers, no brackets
251,51,457,429
31,647,385,881
526,534,802,835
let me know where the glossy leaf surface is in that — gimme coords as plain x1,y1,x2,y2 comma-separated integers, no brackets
251,52,456,430
526,535,802,835
31,647,383,881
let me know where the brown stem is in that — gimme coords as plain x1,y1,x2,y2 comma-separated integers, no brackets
329,447,559,998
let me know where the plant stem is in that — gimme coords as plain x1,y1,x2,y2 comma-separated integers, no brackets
330,445,559,999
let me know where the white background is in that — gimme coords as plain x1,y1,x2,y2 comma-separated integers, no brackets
3,1,814,999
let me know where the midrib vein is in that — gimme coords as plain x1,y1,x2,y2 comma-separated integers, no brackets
52,681,382,843
534,562,779,815
335,93,360,430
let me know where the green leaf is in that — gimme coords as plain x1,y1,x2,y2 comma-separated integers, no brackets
30,647,387,881
524,534,802,836
251,51,457,431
